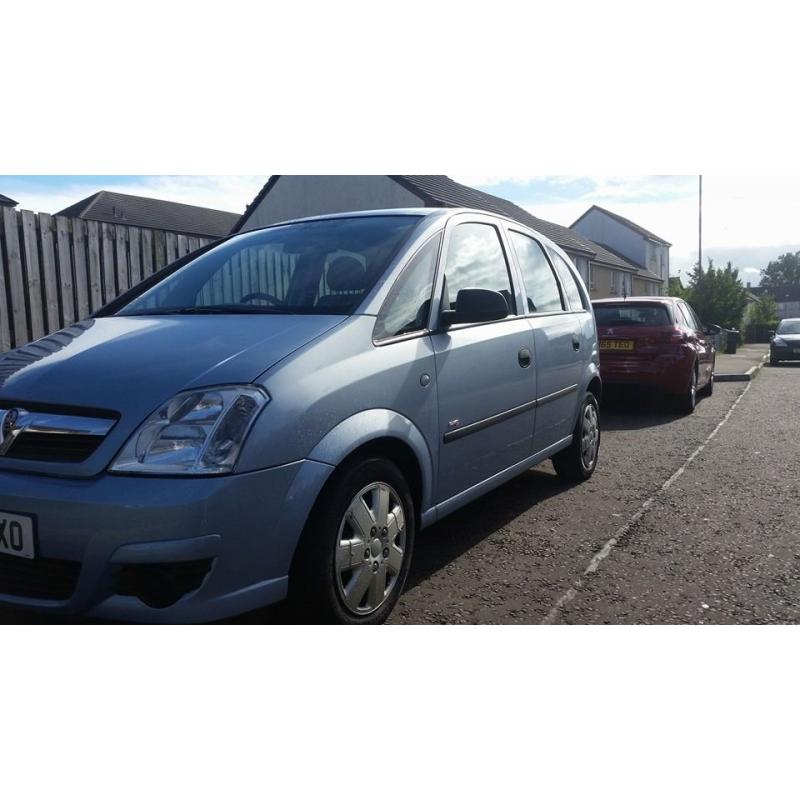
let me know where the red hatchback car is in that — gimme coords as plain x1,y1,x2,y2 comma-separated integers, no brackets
592,297,716,413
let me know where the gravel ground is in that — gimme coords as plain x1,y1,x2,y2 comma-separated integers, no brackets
393,362,799,623
3,361,797,625
561,362,800,624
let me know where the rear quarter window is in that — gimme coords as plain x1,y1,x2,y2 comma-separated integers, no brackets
548,249,588,311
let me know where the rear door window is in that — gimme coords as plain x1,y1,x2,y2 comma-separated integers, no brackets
508,232,563,313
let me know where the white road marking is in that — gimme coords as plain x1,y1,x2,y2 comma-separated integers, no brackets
540,383,753,624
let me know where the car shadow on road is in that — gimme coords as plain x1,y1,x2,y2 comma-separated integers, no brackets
600,386,683,431
228,466,575,624
403,467,573,593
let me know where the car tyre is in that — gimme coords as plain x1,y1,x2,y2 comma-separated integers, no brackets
552,392,600,482
676,365,698,414
288,457,415,624
699,365,714,397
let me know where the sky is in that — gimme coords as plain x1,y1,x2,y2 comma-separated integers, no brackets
2,175,798,286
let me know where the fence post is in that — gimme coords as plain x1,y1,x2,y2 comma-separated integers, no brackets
71,217,90,320
55,215,76,327
1,208,29,348
0,211,10,352
20,209,45,340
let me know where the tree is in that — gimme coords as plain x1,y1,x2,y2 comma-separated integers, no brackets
685,258,748,329
761,251,800,290
667,276,689,300
747,294,779,327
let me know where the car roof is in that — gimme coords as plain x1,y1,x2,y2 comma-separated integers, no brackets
592,296,675,305
236,207,569,263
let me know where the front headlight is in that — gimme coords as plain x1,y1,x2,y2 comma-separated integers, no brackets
110,386,268,475
773,336,787,347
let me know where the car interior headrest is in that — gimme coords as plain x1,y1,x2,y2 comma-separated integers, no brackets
326,256,368,292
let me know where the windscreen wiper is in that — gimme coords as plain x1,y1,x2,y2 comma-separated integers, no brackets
126,305,297,316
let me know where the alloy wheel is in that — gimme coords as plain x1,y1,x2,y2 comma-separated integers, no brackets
580,402,599,470
335,482,407,616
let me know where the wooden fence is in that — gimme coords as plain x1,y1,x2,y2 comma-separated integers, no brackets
0,207,213,351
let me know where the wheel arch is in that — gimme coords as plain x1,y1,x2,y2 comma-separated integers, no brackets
587,374,602,403
308,409,434,524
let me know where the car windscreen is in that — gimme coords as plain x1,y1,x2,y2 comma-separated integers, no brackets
116,215,422,316
776,319,800,335
593,304,671,327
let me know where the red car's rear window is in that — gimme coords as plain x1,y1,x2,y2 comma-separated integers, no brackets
594,304,671,327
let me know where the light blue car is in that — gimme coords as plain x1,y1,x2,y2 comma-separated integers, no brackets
0,208,601,623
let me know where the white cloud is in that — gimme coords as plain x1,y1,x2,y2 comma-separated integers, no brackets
520,175,800,280
450,175,544,188
5,174,800,285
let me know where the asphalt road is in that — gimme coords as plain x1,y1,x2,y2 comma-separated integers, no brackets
2,361,798,624
393,361,800,624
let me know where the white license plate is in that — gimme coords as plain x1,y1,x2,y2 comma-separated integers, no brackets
0,511,35,559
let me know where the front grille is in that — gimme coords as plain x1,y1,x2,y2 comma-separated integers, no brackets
0,553,82,600
0,405,116,464
5,432,104,463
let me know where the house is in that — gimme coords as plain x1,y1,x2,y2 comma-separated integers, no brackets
0,193,18,208
231,175,659,299
751,285,800,320
56,190,240,238
571,205,670,295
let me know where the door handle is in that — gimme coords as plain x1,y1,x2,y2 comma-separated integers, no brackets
572,335,581,351
518,347,532,368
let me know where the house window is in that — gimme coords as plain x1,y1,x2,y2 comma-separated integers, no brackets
574,258,589,287
648,243,660,269
610,271,632,296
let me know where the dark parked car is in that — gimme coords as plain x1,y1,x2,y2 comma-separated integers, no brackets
592,297,716,413
769,318,800,365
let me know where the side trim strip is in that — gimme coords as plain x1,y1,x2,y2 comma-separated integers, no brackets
443,399,537,444
536,383,579,408
443,384,578,444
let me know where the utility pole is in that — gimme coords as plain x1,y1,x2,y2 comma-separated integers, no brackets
698,175,703,270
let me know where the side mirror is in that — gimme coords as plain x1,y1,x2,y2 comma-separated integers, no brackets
769,330,776,337
704,324,721,335
440,289,509,327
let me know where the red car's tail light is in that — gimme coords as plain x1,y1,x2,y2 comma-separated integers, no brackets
662,329,687,345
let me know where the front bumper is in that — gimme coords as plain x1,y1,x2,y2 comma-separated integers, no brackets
0,459,334,622
771,345,799,360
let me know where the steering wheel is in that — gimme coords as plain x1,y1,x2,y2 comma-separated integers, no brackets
239,292,282,306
